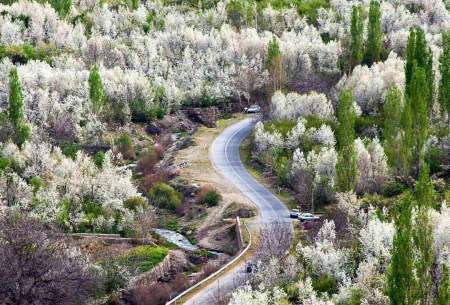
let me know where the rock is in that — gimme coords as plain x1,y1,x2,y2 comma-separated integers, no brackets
146,123,161,135
184,107,220,128
236,208,256,218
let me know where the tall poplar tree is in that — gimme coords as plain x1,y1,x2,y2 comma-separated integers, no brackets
8,67,30,147
438,265,450,305
89,64,106,114
387,192,415,305
336,90,357,192
50,0,72,17
366,0,382,65
383,86,402,172
414,163,435,305
350,5,364,68
267,36,283,94
439,30,450,120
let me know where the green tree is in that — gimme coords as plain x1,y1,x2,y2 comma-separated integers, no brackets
88,64,105,114
267,36,283,94
8,67,30,147
365,0,382,65
336,90,357,192
438,30,450,119
350,5,364,68
413,163,434,305
383,86,403,171
438,265,450,305
401,67,429,176
49,0,72,17
387,192,415,305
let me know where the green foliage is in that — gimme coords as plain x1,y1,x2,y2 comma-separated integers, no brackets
312,274,338,294
118,246,168,273
413,163,435,305
336,90,357,192
88,64,106,114
438,265,450,305
295,0,330,24
49,0,72,17
439,30,450,118
365,0,382,65
124,196,147,211
383,179,407,197
387,192,415,305
0,44,59,64
60,142,81,160
148,182,182,211
424,146,444,174
264,119,296,137
93,151,105,168
83,200,104,229
198,189,222,207
383,86,403,171
267,36,283,92
0,157,10,172
100,262,128,293
350,5,364,68
8,67,30,147
274,155,290,186
30,176,44,193
355,115,381,134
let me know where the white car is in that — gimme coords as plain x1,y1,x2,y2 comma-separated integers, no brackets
245,104,261,113
290,208,301,218
299,213,320,222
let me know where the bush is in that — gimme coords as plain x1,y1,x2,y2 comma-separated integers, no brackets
61,142,81,160
115,133,135,160
148,182,181,211
93,151,105,168
197,187,222,207
312,273,338,294
383,179,407,197
124,196,147,211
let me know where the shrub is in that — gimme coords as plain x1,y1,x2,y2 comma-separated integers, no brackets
148,182,181,211
137,146,161,176
60,142,81,160
124,196,147,211
93,151,105,168
197,187,222,207
100,262,129,294
115,133,135,160
312,273,338,294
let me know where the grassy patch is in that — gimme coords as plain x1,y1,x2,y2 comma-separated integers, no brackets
117,246,169,273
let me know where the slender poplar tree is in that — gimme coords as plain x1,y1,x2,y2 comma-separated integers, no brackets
267,36,283,94
387,192,415,305
50,0,72,17
336,90,357,192
439,30,450,120
383,86,402,172
89,64,106,114
350,5,364,68
8,67,30,147
438,265,450,305
366,0,382,65
414,163,435,305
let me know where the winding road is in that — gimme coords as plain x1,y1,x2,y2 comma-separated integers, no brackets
182,117,292,305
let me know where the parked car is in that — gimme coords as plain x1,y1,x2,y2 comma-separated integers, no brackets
244,104,261,113
299,213,320,222
290,208,301,218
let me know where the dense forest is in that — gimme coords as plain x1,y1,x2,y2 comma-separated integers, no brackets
0,0,449,304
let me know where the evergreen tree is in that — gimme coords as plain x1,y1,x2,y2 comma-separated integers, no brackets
8,67,30,147
414,163,435,305
438,265,450,305
366,0,382,65
88,64,105,114
438,30,450,119
383,86,403,172
387,192,415,305
336,90,357,192
50,0,72,17
267,36,283,94
405,29,417,97
350,5,364,68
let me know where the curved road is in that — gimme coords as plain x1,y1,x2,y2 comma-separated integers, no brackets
183,117,291,305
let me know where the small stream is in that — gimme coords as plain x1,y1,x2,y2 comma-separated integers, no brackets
154,228,198,251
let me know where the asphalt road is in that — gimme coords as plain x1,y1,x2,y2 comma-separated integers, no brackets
183,117,292,305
